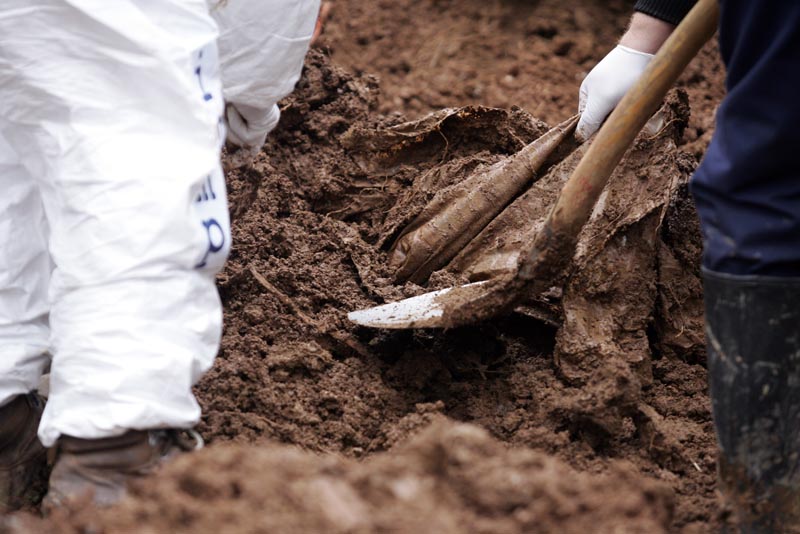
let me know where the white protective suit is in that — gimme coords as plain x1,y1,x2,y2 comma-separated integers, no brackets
0,0,317,447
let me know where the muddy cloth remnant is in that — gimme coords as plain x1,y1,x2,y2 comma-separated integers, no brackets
380,92,702,438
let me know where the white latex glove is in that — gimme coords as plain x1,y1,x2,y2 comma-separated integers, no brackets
224,102,280,169
576,45,654,141
225,102,281,150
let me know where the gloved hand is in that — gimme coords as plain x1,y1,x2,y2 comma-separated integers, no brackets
576,45,654,141
226,102,280,151
224,102,281,168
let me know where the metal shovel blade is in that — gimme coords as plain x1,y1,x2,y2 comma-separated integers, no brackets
348,281,490,329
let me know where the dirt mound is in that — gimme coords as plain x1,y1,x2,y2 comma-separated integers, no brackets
20,421,673,534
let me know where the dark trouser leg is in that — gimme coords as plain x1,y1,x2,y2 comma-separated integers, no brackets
691,2,800,531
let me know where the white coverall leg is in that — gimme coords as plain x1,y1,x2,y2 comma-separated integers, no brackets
0,0,230,447
0,135,51,406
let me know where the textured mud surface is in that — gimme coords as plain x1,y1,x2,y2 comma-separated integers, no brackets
322,0,724,157
6,1,727,532
19,422,675,534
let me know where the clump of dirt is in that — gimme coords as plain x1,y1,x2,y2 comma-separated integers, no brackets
21,421,674,534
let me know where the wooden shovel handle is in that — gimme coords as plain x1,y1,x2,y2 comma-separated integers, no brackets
519,0,719,281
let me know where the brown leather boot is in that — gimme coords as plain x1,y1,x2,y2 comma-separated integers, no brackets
0,394,48,513
44,428,203,511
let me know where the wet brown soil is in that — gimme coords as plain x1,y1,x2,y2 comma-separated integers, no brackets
5,1,728,532
320,0,724,157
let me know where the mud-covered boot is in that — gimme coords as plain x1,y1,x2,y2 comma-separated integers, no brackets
704,269,800,533
43,428,203,511
0,393,48,513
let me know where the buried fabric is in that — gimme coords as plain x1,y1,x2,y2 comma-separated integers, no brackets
377,92,699,431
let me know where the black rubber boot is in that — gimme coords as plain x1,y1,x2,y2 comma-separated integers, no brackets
704,269,800,533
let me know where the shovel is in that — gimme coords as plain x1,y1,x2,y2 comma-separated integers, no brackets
349,0,719,329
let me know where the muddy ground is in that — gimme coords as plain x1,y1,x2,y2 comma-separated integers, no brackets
7,1,728,533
